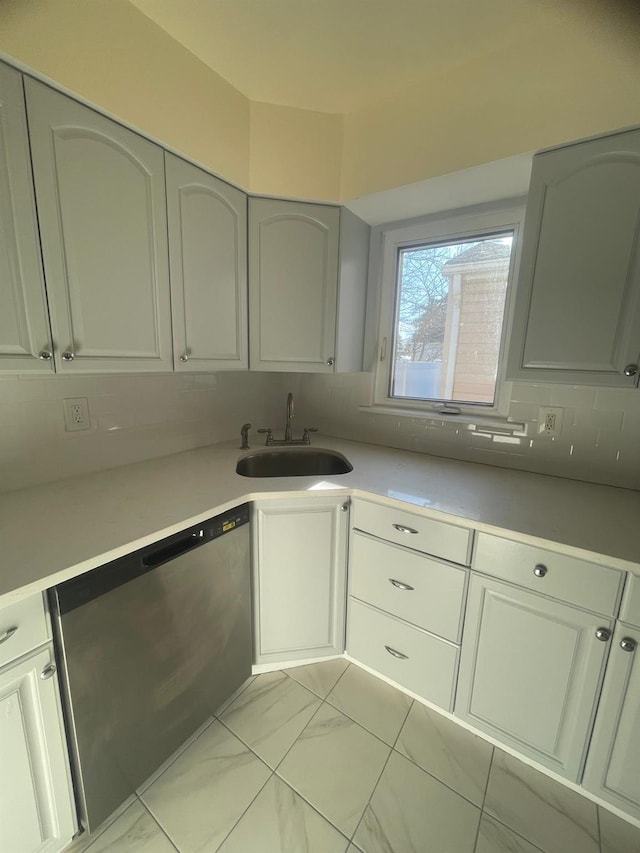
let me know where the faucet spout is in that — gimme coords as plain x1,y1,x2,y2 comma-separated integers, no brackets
285,393,294,442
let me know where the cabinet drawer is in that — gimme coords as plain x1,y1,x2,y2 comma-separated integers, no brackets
350,532,467,642
0,593,49,669
473,533,623,616
620,574,640,628
352,499,472,565
347,598,459,711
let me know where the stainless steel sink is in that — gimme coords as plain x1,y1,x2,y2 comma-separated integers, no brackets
236,448,353,478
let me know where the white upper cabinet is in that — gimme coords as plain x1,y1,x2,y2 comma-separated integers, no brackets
249,199,369,373
508,128,640,387
0,63,53,373
165,154,248,371
25,79,173,373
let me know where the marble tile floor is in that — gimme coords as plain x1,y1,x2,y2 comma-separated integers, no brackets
65,659,640,853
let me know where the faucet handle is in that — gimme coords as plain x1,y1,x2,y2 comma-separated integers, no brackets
257,428,274,446
302,427,318,444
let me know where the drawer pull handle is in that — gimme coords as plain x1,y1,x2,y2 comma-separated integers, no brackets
390,579,414,591
393,524,418,535
533,564,547,578
40,664,57,680
0,626,18,645
385,645,409,660
595,627,611,642
620,637,637,652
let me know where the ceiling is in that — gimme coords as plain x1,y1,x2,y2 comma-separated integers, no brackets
128,0,557,114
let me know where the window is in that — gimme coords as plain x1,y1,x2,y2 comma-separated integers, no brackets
372,203,524,418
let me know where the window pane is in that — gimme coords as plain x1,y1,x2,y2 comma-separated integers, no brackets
391,232,514,405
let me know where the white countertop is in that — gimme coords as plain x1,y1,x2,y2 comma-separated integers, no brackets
1,436,639,606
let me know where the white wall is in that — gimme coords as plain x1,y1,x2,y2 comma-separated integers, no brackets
289,373,640,490
0,372,283,492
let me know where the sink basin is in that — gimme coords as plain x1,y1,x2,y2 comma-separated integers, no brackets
236,448,353,478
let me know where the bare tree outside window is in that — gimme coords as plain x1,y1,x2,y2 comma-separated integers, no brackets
392,232,514,404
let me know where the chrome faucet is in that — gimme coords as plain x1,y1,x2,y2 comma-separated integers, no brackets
284,393,294,442
256,392,318,445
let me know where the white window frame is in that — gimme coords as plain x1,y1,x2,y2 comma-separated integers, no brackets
365,200,526,427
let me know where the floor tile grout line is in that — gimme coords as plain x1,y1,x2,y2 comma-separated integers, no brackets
389,736,491,813
271,691,327,774
207,770,276,853
474,811,547,853
213,674,257,720
137,795,181,852
596,804,602,853
72,794,138,852
215,713,287,773
284,658,351,701
347,740,395,845
472,744,496,853
137,715,218,796
269,768,353,848
390,697,414,751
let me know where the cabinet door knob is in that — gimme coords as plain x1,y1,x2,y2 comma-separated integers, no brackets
326,357,335,366
38,350,53,360
389,578,414,591
0,626,18,645
40,663,57,680
61,351,75,361
595,627,611,642
533,564,547,578
393,523,418,535
623,363,638,377
620,637,637,652
385,645,409,660
340,503,349,512
180,353,189,363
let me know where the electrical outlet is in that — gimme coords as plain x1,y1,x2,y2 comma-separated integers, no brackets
63,397,91,432
538,406,563,438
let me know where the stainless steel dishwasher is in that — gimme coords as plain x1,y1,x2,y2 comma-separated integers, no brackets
49,503,251,833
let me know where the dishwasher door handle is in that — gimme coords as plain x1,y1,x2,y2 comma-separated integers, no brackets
142,529,205,569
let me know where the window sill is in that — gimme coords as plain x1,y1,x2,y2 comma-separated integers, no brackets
358,403,526,435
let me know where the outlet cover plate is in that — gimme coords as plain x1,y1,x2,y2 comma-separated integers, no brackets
537,406,563,438
63,397,91,432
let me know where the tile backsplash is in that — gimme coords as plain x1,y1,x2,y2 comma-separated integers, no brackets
288,373,640,490
0,371,283,493
1,370,638,492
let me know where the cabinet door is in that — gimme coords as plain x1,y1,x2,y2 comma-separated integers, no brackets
0,64,53,373
0,647,76,852
582,624,640,819
456,575,611,781
249,198,339,372
253,497,348,664
166,153,248,371
508,128,640,386
25,79,172,373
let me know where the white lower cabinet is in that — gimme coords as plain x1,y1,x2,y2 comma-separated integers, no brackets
347,599,459,710
455,574,612,781
252,497,349,665
582,623,640,819
0,646,76,852
346,522,468,711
